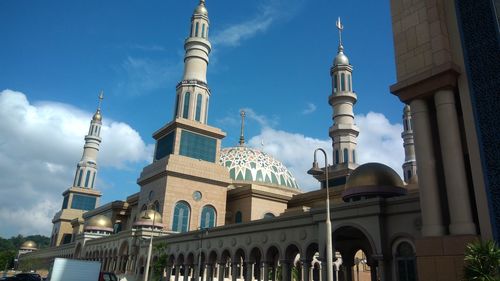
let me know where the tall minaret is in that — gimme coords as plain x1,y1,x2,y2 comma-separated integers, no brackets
50,92,103,247
173,0,212,124
329,18,359,167
73,91,104,189
402,105,417,182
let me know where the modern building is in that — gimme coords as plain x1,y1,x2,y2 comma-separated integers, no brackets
18,1,500,281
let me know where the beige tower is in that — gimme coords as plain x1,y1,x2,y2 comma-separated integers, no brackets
173,0,211,124
401,105,417,182
51,93,103,247
137,0,230,235
317,18,359,189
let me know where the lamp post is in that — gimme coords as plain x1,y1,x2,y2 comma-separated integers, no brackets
143,208,157,281
307,148,333,281
197,228,208,281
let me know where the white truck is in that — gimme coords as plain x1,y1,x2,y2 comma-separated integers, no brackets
47,258,101,281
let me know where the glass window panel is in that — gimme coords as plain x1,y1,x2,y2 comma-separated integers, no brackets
341,73,346,91
348,74,352,91
179,130,217,162
200,205,216,229
183,92,191,119
84,170,91,188
71,195,97,211
195,94,202,121
77,170,83,186
91,172,96,189
174,95,180,117
343,148,349,163
172,201,190,232
201,24,205,38
334,74,338,92
155,132,175,160
195,22,199,37
235,211,242,224
62,195,69,209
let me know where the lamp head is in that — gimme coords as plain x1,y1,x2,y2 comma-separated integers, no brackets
307,161,324,175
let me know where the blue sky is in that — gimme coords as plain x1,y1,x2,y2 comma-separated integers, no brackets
0,0,405,237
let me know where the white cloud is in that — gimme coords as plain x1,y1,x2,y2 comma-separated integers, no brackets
211,0,304,47
302,103,317,115
0,89,153,237
245,110,404,191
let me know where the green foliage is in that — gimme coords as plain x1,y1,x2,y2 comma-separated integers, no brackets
291,266,300,281
152,242,169,280
0,234,50,271
463,240,500,281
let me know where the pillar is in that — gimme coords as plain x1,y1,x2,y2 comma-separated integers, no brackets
301,260,310,281
434,89,476,235
174,265,180,281
166,266,173,281
280,261,290,281
245,262,253,281
262,262,270,281
410,99,446,236
218,263,225,281
342,262,353,281
231,262,238,281
184,265,190,281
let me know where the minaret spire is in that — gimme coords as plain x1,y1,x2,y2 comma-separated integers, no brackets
239,110,246,146
336,17,344,48
402,105,418,183
329,17,359,169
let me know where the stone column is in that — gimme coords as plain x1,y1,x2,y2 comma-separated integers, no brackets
342,262,353,281
218,263,225,281
301,260,310,281
280,261,290,281
184,266,190,281
434,89,477,235
174,265,180,281
410,99,445,236
203,264,208,281
262,262,270,281
231,262,238,281
245,262,253,281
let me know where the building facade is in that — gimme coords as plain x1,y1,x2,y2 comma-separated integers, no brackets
19,1,500,281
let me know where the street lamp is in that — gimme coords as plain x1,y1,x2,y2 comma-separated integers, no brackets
196,228,208,281
307,148,333,281
142,208,157,281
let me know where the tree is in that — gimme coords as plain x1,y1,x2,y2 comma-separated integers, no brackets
152,242,169,281
463,240,500,281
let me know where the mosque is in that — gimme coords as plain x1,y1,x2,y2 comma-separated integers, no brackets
18,1,500,281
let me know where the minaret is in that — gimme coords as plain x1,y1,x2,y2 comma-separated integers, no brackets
329,18,359,167
402,105,417,183
73,91,104,189
173,0,212,124
50,92,103,247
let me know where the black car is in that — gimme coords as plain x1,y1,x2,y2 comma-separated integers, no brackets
2,273,42,281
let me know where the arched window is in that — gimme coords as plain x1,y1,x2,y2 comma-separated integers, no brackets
343,148,349,163
333,74,338,93
395,242,417,281
201,24,205,38
172,201,190,232
195,94,202,122
190,23,193,37
90,172,96,189
174,95,180,117
352,150,356,163
77,170,83,186
195,22,199,37
406,170,412,181
348,74,352,92
182,92,191,119
335,150,339,164
84,171,91,188
235,211,242,224
263,213,275,219
341,73,346,91
153,200,160,212
404,119,408,131
204,97,209,122
200,205,216,229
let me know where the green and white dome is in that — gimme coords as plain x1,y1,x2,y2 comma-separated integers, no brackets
219,146,299,189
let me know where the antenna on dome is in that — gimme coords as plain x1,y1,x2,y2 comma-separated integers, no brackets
239,110,246,146
336,17,344,48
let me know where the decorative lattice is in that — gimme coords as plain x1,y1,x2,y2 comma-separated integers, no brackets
219,146,299,189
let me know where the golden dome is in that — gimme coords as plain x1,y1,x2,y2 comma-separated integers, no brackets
20,240,38,250
343,163,406,202
84,215,113,232
194,0,208,16
346,163,404,189
133,209,164,228
92,109,102,121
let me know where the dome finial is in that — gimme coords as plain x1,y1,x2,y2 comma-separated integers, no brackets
239,110,246,146
97,90,104,110
336,17,344,51
200,0,205,5
93,90,104,121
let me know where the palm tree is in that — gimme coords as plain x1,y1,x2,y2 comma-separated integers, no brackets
463,240,500,281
